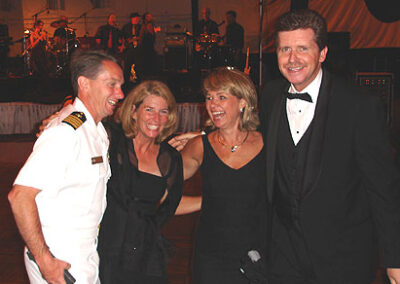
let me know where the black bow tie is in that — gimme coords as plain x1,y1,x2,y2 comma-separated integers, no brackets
286,92,313,103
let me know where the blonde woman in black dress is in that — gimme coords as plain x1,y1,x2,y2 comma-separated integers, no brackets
172,68,267,283
98,81,183,284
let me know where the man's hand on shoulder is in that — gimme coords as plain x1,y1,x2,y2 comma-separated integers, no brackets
36,112,61,138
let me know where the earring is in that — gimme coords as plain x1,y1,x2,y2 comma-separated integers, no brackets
240,107,244,113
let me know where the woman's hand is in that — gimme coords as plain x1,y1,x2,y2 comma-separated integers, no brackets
36,112,60,138
168,131,203,151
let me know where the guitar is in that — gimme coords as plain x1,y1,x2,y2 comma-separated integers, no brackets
125,35,140,48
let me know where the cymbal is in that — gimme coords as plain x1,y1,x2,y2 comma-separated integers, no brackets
50,20,62,28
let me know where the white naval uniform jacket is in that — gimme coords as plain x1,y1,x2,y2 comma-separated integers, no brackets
14,98,111,284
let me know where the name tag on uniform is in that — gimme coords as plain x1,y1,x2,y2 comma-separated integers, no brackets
91,156,103,164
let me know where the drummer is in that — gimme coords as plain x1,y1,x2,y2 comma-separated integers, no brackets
52,16,72,51
198,7,219,35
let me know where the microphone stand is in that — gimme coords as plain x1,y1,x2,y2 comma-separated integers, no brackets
32,8,50,23
69,7,96,36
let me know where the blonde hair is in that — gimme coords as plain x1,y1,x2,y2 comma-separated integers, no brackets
203,67,259,131
116,81,178,144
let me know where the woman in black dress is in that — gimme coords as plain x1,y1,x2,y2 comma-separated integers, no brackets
173,68,268,283
98,80,183,284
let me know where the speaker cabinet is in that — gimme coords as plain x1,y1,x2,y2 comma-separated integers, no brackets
164,46,188,71
356,72,394,125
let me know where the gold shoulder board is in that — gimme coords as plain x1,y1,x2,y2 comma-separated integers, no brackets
62,112,87,130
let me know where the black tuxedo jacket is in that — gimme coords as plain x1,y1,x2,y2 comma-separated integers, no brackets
259,70,400,283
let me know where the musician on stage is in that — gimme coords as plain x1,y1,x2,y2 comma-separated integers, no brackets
122,12,141,50
52,16,69,50
198,7,219,36
224,10,244,69
139,12,160,78
29,20,51,77
121,12,141,83
95,13,122,56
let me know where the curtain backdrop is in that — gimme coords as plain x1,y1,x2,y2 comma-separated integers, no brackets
260,0,400,52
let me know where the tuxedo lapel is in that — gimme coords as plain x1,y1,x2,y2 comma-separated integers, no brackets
266,88,287,202
301,70,332,198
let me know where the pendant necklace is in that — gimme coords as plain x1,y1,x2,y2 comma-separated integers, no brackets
217,130,249,152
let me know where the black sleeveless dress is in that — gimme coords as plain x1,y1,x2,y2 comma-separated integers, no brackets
98,122,183,284
193,133,267,284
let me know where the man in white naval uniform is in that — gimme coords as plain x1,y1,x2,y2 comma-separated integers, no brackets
8,50,124,284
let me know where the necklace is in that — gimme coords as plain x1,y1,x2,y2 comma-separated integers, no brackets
217,130,249,152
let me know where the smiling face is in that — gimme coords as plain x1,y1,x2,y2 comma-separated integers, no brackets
276,28,327,91
80,60,124,123
132,95,169,141
205,90,246,130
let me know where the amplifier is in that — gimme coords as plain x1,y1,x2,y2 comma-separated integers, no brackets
356,72,394,125
165,35,186,47
164,46,188,71
165,39,185,47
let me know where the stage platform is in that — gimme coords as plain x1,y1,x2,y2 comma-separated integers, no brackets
0,70,208,135
0,69,204,104
0,101,206,135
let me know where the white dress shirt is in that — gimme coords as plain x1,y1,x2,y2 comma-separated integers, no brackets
286,69,323,145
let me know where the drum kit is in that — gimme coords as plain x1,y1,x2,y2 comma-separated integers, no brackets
196,33,235,69
49,20,80,77
22,19,80,77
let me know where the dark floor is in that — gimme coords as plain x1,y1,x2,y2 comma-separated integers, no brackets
0,69,205,105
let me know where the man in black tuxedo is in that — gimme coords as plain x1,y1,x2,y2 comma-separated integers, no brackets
259,9,400,284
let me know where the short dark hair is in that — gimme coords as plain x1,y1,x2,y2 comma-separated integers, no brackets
130,12,140,18
226,10,236,18
274,9,327,50
69,49,119,96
